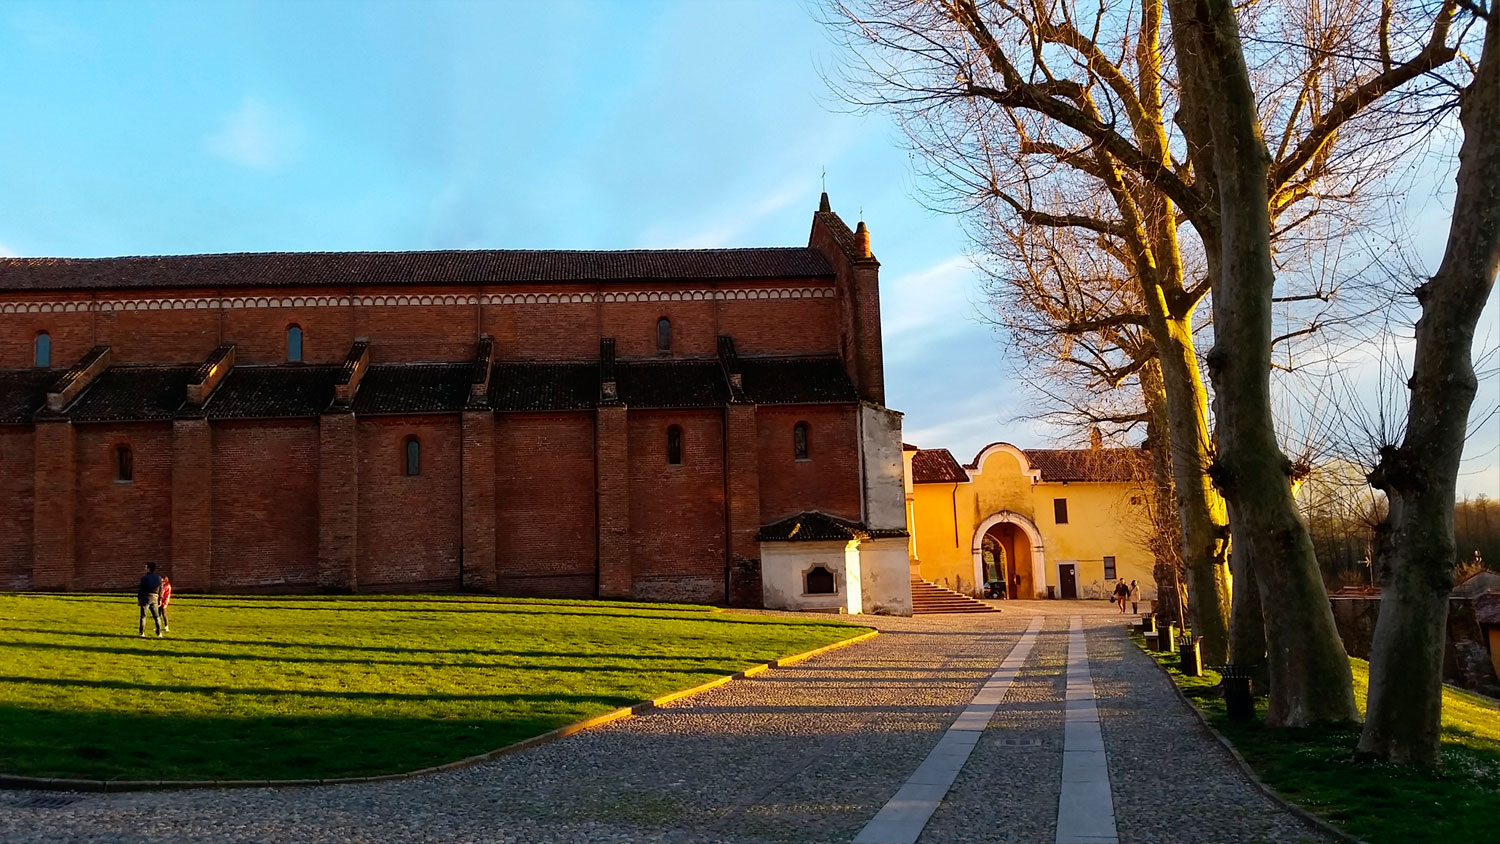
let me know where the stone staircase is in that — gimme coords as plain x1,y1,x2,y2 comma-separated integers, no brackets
910,578,1001,614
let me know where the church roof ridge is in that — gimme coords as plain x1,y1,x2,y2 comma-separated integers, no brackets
0,247,835,292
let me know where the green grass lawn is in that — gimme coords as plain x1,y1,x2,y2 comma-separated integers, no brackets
1136,634,1500,844
0,593,866,782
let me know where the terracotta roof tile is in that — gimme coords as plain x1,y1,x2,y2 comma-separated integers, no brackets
911,448,969,483
0,370,56,423
615,360,730,409
738,357,858,404
65,367,195,422
203,366,339,419
0,248,834,292
489,362,599,412
351,364,472,414
756,511,907,542
1022,448,1150,482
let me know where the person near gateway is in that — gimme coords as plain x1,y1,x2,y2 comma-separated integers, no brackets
1113,579,1130,613
1129,579,1141,615
137,562,165,638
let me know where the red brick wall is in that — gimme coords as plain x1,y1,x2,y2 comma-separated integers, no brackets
628,409,726,603
756,405,863,523
0,311,94,370
74,423,173,590
211,420,320,590
357,416,462,590
716,297,840,357
97,308,219,365
0,427,35,589
496,412,598,597
604,300,719,359
356,304,478,363
486,300,600,361
220,306,357,366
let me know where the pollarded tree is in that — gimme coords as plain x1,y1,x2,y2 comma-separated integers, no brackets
825,0,1463,694
1359,3,1498,767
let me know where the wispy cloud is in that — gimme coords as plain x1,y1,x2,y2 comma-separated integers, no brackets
206,96,305,171
643,180,805,249
0,243,18,258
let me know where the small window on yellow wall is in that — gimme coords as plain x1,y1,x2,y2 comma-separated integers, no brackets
1054,498,1068,524
1104,555,1116,579
404,436,421,476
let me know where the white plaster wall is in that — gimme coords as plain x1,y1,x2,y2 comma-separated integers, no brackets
859,404,906,531
761,541,862,613
859,536,913,616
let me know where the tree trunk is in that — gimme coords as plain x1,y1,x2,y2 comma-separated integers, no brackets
1167,0,1359,726
1227,501,1268,693
1360,13,1500,767
1152,314,1232,664
1141,361,1187,627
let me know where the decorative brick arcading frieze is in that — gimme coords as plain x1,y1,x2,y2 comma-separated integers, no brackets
0,287,836,314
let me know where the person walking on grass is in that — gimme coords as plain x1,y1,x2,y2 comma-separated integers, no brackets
137,561,164,638
1113,579,1130,613
158,574,173,633
1129,580,1140,615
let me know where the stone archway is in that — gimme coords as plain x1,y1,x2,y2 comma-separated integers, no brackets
972,511,1046,599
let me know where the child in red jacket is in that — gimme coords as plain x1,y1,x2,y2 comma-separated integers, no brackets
158,576,172,633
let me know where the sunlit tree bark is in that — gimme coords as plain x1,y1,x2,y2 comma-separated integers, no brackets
1360,5,1499,766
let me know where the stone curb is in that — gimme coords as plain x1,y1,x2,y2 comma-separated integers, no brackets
0,628,880,794
1127,633,1370,844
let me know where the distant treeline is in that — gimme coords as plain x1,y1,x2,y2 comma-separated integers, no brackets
1306,495,1499,588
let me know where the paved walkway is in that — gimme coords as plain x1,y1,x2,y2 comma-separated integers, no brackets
0,602,1326,844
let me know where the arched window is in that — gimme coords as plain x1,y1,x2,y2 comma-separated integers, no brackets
656,318,672,355
286,324,303,363
793,422,810,461
33,332,51,368
805,566,836,595
666,425,683,465
404,436,421,477
115,445,133,483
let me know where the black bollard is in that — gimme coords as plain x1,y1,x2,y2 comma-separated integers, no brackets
1179,636,1202,676
1222,664,1255,722
1144,631,1159,651
1138,615,1156,635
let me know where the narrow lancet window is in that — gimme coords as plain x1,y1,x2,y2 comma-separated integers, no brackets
666,425,683,465
404,436,421,477
793,422,810,461
34,332,51,368
656,318,672,355
286,325,303,362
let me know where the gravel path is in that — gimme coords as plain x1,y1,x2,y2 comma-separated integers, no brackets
1085,616,1330,844
0,603,1331,844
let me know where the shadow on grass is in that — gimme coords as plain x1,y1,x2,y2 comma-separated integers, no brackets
2,628,855,663
0,674,657,705
0,703,570,781
2,639,755,673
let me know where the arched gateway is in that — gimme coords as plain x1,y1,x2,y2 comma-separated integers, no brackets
971,511,1045,600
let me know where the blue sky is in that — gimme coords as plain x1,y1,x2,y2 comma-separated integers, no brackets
0,0,1494,496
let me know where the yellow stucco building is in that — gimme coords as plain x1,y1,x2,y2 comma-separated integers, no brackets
902,441,1158,601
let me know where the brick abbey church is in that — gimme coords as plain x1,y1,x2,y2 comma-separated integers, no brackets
0,196,914,613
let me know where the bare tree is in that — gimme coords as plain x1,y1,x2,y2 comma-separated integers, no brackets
1360,4,1499,767
824,0,1462,695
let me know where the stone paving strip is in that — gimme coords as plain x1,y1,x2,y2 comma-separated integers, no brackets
917,613,1067,844
0,613,1033,844
852,616,1045,844
1055,615,1116,844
